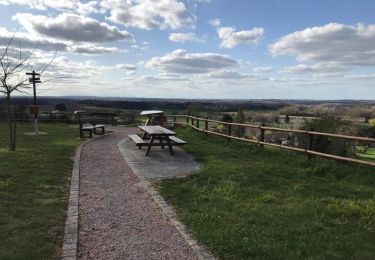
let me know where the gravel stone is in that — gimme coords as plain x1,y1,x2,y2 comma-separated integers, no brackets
78,128,198,260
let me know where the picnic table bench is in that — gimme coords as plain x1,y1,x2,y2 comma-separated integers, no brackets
79,123,105,138
129,125,187,156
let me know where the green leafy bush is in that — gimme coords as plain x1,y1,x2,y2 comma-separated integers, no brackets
233,108,246,137
298,116,356,157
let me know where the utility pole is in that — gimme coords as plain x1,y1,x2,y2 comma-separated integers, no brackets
26,71,41,134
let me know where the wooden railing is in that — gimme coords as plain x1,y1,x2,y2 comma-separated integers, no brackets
166,115,375,167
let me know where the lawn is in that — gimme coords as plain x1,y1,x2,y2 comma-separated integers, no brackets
0,123,82,259
357,148,375,160
159,127,375,259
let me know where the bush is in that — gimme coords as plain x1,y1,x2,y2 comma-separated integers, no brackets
233,108,246,137
55,103,67,111
357,125,375,139
221,113,233,123
297,115,355,157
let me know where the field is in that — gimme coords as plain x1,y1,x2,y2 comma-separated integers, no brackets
159,127,375,259
0,123,82,259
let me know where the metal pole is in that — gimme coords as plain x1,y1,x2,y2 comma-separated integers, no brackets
32,71,38,134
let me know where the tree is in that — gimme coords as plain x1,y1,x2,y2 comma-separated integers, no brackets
221,113,233,123
233,107,246,137
285,114,290,123
0,31,55,150
0,32,33,150
186,102,202,115
55,103,67,111
299,116,355,157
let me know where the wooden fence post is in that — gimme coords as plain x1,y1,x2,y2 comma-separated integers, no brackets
186,115,189,125
308,128,314,159
79,123,83,138
205,116,208,135
111,114,115,126
191,116,194,126
196,117,199,129
227,123,232,141
259,123,265,148
173,116,176,123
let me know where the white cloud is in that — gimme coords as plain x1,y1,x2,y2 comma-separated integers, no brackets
116,63,136,70
344,73,375,80
168,32,203,42
217,26,264,48
253,67,273,73
146,49,239,74
135,74,188,84
0,26,120,54
269,23,375,67
70,44,120,54
0,50,117,95
13,13,133,43
100,0,195,30
204,70,258,80
279,63,346,74
209,19,220,27
0,0,99,15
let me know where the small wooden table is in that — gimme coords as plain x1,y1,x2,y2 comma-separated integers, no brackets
138,125,177,156
140,110,164,126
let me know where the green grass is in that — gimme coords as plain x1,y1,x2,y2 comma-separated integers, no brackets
357,148,375,160
159,127,375,259
0,123,82,259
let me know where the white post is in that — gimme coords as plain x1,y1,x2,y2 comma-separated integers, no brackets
34,118,38,134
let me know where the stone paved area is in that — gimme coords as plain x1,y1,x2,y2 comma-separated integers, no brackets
120,137,201,180
77,128,198,260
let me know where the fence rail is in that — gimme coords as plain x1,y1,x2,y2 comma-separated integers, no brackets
167,114,375,167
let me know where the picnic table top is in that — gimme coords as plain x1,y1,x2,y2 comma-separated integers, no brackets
138,125,176,136
140,110,164,116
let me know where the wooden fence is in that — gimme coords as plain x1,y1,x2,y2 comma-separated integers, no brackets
167,115,375,167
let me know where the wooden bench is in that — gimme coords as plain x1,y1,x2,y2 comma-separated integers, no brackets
80,123,105,138
129,134,147,148
168,136,187,145
128,134,187,149
93,124,105,135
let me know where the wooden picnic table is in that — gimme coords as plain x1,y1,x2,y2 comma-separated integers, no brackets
138,125,177,156
140,110,164,126
129,125,187,156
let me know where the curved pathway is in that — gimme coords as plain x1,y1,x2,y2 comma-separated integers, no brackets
77,129,198,260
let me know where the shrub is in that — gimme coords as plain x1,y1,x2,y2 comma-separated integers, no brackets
297,115,356,157
55,103,67,111
233,108,246,137
357,125,375,139
221,113,233,123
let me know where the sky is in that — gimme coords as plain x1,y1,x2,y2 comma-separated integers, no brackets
0,0,375,99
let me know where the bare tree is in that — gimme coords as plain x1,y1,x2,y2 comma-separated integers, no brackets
0,30,54,151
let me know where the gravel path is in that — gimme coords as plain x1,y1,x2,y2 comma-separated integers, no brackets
78,129,198,260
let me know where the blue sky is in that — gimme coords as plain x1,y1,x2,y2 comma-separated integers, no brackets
0,0,375,99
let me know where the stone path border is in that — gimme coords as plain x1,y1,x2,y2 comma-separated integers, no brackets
118,138,215,260
61,132,115,260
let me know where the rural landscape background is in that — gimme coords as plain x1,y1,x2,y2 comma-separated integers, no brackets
1,0,375,259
